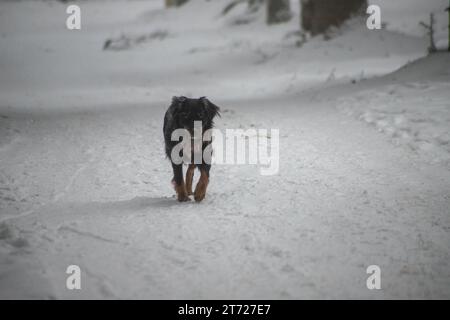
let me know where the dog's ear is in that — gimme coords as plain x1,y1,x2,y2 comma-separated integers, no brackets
172,96,187,106
200,97,221,120
172,95,187,103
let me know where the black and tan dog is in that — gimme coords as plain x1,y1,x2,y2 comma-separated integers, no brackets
163,96,220,202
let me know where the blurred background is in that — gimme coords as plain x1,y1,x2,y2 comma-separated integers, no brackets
0,0,448,110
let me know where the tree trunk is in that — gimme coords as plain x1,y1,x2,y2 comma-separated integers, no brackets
165,0,189,8
447,5,450,51
267,0,291,25
301,0,367,35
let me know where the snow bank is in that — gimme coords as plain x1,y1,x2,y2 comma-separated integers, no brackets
337,53,450,168
372,0,449,50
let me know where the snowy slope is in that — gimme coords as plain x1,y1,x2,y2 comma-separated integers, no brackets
0,0,449,299
337,53,450,168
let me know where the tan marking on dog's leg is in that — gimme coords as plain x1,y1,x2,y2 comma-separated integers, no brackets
185,164,195,196
194,170,209,202
174,181,190,202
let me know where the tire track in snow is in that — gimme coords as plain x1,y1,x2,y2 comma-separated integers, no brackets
58,225,121,244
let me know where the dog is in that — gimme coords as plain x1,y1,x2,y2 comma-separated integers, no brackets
163,96,220,202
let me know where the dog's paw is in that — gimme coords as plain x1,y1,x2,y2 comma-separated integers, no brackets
178,194,191,202
194,192,205,202
174,182,190,202
194,181,208,202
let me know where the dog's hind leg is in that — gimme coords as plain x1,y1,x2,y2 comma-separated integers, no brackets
172,163,190,202
194,164,210,202
185,164,195,196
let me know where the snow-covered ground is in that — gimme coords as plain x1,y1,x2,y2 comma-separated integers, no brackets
337,55,450,168
0,0,449,299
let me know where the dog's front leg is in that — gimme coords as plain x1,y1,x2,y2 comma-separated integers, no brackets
172,163,190,202
185,164,195,196
194,165,210,202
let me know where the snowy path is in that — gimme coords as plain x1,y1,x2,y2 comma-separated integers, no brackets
0,0,449,299
2,77,450,299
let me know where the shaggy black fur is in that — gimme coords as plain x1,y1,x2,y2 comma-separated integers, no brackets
163,96,220,201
